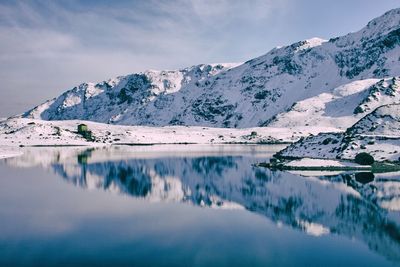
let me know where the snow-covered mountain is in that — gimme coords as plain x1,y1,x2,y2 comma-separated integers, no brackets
22,8,400,128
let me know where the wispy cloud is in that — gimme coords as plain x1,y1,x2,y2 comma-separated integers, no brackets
0,0,289,61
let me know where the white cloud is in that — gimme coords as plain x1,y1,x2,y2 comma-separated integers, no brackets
0,27,77,57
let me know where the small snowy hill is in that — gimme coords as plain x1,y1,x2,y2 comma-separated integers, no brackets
279,104,400,161
21,8,400,129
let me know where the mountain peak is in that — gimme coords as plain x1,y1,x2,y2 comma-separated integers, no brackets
368,8,400,27
304,37,327,47
363,8,400,38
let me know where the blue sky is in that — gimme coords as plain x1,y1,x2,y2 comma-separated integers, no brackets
0,0,399,117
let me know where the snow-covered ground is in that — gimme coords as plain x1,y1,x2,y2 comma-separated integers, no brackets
0,118,339,153
285,158,367,167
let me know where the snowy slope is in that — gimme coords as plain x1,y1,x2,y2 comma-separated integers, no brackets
279,104,400,161
21,8,400,128
269,77,400,129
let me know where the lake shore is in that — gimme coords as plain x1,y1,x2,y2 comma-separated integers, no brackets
0,118,339,148
258,157,400,173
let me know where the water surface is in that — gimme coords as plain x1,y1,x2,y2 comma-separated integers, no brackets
0,145,399,267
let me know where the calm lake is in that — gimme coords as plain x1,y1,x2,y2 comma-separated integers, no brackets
0,144,399,267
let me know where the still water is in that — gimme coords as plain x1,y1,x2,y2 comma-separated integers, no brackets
0,144,399,267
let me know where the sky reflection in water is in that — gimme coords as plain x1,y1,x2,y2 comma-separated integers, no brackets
0,145,399,267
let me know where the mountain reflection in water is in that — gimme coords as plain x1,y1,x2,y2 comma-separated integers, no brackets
4,145,400,264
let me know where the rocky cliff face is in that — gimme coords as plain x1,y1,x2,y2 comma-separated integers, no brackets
22,9,400,128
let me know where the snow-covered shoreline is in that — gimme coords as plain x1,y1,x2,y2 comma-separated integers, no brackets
0,118,340,149
285,158,367,168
